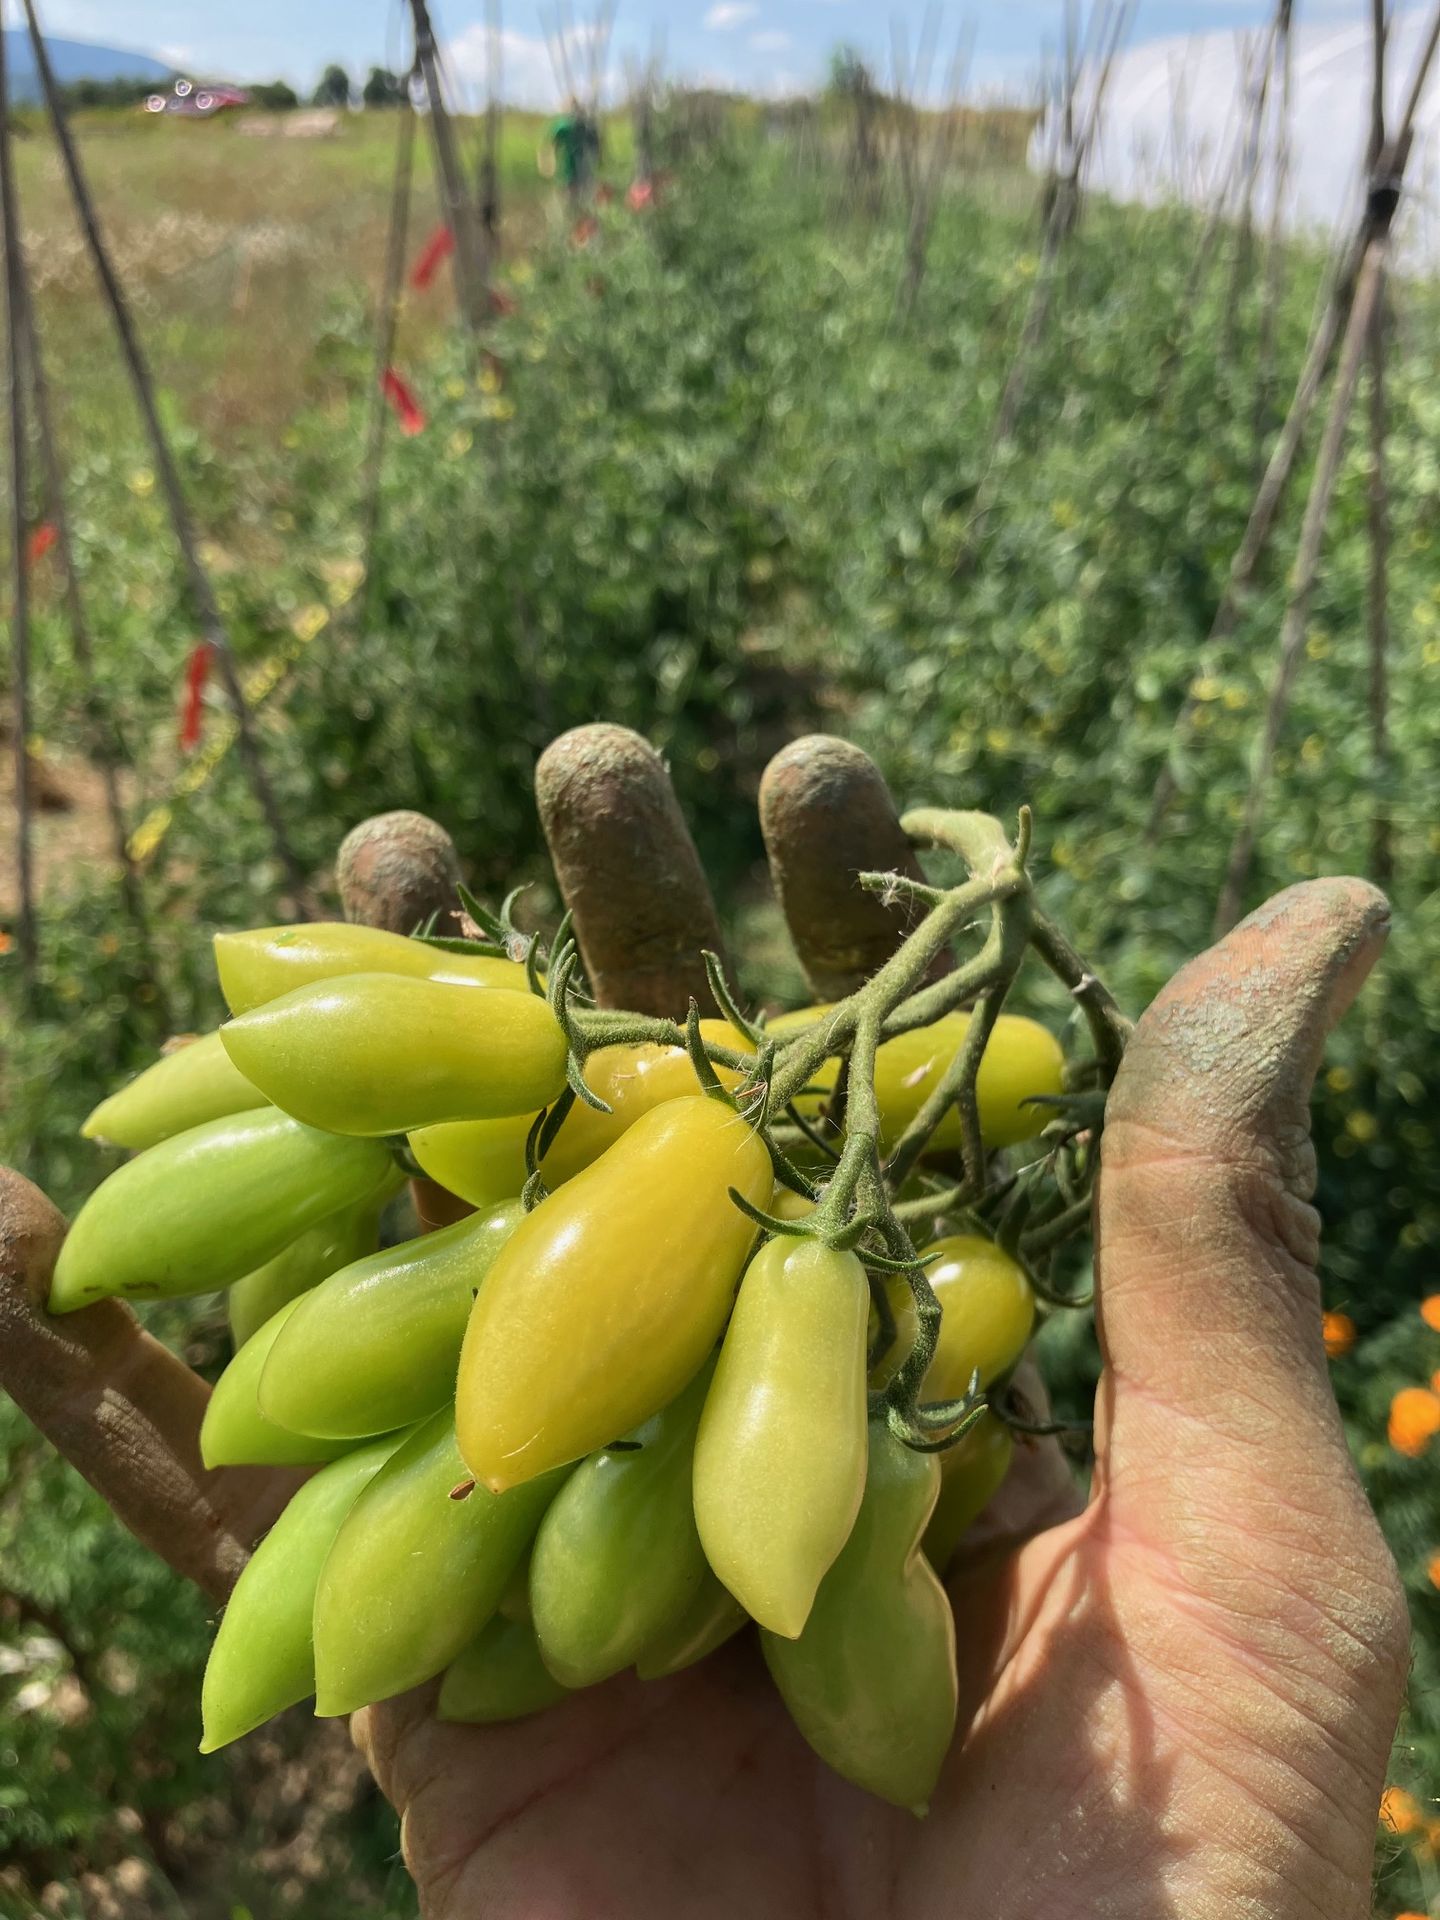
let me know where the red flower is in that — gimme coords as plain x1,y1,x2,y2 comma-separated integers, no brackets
381,366,426,437
627,178,655,212
178,641,215,752
571,214,600,248
410,224,455,291
27,521,58,565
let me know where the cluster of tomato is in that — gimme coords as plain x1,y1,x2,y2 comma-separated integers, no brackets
56,921,1065,1813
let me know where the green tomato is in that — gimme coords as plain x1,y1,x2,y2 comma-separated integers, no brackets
312,1408,565,1717
762,1420,957,1814
228,1189,393,1348
530,1365,712,1689
220,974,568,1137
200,1432,403,1751
457,1096,772,1492
634,1572,748,1680
201,1298,356,1468
693,1238,868,1639
82,1029,267,1151
259,1202,525,1440
439,1614,571,1725
924,1412,1015,1573
214,921,527,1014
48,1111,395,1314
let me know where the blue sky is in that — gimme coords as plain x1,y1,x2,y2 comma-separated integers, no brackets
24,0,1369,103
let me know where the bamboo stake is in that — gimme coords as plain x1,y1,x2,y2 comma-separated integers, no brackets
1366,275,1392,890
1367,0,1393,889
21,0,311,909
0,20,37,998
409,0,488,336
1254,0,1295,450
1149,0,1440,841
956,0,1130,565
478,0,503,256
357,67,418,627
1214,239,1389,934
13,225,166,1012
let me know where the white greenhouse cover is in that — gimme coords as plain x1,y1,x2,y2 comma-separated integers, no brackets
1031,8,1440,271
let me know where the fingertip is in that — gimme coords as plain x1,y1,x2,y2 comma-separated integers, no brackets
535,724,725,1017
337,811,463,935
758,735,944,998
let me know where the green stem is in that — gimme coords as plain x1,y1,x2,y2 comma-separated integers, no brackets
1028,908,1131,1078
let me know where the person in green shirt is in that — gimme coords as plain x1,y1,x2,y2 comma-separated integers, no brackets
539,97,601,201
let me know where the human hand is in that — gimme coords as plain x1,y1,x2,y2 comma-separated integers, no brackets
1,729,1406,1920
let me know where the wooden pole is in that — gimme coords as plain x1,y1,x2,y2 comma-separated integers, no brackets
409,0,488,336
0,20,37,998
1148,0,1440,841
1214,240,1388,934
358,71,418,624
1366,0,1393,888
21,0,311,910
13,209,167,1013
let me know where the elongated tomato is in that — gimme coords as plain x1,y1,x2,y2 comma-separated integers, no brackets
456,1096,771,1492
215,922,526,1014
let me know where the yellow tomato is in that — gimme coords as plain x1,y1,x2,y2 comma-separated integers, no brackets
456,1096,771,1492
408,1019,749,1206
771,1004,1064,1152
215,921,527,1015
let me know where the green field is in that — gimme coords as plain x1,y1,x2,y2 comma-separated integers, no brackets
2,97,1439,1918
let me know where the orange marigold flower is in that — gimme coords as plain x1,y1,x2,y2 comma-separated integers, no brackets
1391,1389,1440,1457
1429,1551,1440,1591
1381,1786,1425,1835
1322,1310,1357,1358
1421,1296,1440,1331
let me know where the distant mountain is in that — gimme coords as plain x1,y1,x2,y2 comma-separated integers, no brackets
4,31,174,101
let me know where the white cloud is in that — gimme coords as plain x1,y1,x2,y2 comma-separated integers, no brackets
446,22,611,109
750,29,792,53
704,4,759,30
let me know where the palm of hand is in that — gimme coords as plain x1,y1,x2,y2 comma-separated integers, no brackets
0,733,1407,1920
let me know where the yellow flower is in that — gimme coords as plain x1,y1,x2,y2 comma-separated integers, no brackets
1190,675,1223,702
290,603,329,644
480,396,516,422
447,428,474,459
984,727,1012,753
1305,630,1331,660
1326,1066,1353,1093
128,468,155,498
1221,686,1248,710
445,376,467,400
322,557,365,607
128,807,172,863
1345,1110,1377,1143
478,363,503,396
